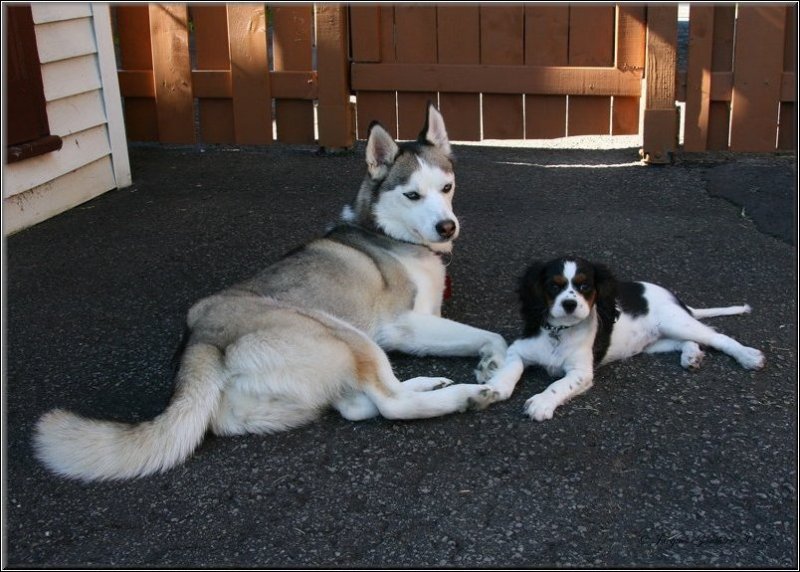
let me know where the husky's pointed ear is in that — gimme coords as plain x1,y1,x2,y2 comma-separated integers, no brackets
418,102,451,157
366,121,399,180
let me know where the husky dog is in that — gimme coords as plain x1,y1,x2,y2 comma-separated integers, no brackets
34,104,507,481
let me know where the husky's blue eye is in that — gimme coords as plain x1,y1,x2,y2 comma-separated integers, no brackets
442,183,453,193
404,191,421,201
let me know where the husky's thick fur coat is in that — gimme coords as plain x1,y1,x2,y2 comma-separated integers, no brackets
35,105,507,481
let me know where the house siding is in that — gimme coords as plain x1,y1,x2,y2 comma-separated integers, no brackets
5,3,130,235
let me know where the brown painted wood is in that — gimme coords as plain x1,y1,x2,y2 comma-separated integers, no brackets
356,91,396,140
351,64,642,95
641,5,678,162
729,5,785,151
683,5,714,151
355,6,397,140
316,4,354,148
394,5,437,140
272,6,315,144
6,6,52,147
192,5,234,144
612,97,640,135
149,4,195,143
778,5,797,150
115,6,157,141
525,5,568,138
437,5,481,141
612,5,645,136
227,5,272,144
481,5,524,139
349,5,381,63
707,6,736,150
568,5,615,135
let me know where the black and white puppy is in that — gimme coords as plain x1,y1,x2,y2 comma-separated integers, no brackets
487,257,765,421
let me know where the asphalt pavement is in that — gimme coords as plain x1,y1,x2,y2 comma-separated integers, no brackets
4,142,797,568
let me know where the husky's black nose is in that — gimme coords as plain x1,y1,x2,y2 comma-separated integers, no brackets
562,299,578,314
436,219,457,239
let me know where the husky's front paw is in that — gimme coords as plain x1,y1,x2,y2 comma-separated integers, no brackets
475,355,502,383
475,337,507,383
738,347,765,370
466,387,499,411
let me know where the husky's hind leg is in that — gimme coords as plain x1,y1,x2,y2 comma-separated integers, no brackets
334,377,453,421
211,310,360,436
344,335,498,419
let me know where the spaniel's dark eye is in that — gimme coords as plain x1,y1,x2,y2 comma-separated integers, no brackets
577,283,593,293
547,283,563,296
442,183,453,193
404,191,422,201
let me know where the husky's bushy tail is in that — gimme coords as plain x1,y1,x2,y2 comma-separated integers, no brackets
689,304,752,319
34,343,225,482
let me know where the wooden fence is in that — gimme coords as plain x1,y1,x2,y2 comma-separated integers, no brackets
113,3,797,160
680,4,796,152
114,4,352,147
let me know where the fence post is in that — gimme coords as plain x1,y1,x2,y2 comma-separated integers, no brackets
316,4,354,149
641,4,678,164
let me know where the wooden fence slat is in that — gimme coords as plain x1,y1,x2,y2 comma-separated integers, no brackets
226,4,271,145
394,5,437,140
192,5,234,144
355,6,396,139
778,4,797,150
525,5,568,138
481,5,524,139
613,5,645,135
350,64,641,96
115,6,158,141
349,5,381,63
316,4,354,149
729,5,786,151
272,6,315,144
148,4,194,144
437,5,481,141
568,5,614,136
641,4,678,163
706,5,736,150
683,5,714,151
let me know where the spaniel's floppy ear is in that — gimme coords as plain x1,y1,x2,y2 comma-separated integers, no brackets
592,262,619,326
518,261,549,337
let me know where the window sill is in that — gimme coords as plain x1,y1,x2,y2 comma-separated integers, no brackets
7,135,63,164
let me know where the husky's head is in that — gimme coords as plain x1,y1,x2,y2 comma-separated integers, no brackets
344,104,458,253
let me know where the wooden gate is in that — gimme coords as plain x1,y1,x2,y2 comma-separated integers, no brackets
113,3,796,159
114,4,352,148
681,4,796,152
350,5,648,143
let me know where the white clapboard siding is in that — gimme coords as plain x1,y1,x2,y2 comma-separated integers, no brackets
92,4,132,188
31,3,93,24
35,17,97,63
4,157,116,235
5,125,111,199
41,53,102,101
46,90,108,136
6,3,131,234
